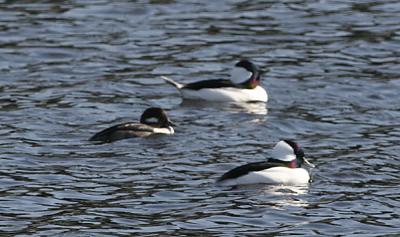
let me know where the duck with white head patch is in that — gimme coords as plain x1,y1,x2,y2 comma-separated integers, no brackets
161,60,268,102
217,140,315,186
89,107,174,143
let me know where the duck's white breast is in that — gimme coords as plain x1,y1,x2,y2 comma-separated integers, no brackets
181,86,268,102
219,167,310,186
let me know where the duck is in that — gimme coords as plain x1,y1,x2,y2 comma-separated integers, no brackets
161,60,268,102
89,107,174,143
217,140,315,186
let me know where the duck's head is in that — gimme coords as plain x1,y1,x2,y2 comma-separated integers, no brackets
271,140,315,168
230,59,262,89
140,107,174,128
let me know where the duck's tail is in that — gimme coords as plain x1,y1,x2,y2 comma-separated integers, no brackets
161,76,184,89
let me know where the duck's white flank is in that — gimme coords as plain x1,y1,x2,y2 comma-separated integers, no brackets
218,167,310,186
153,126,174,135
161,76,268,102
181,86,268,102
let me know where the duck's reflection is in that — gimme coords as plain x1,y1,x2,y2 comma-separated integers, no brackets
180,100,268,115
221,184,310,208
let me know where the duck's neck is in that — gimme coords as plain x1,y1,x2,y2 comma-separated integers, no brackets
269,158,300,168
240,73,260,89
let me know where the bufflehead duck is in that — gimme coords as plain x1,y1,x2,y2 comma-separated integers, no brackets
161,60,268,102
217,140,315,186
89,107,174,143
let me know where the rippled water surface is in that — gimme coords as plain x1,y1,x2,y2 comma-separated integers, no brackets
1,0,400,236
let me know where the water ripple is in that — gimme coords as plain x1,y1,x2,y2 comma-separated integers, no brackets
1,0,400,236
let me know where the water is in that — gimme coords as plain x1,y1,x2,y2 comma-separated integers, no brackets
1,0,400,236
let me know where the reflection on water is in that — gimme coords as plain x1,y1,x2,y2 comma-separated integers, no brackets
228,184,310,208
1,0,400,236
229,102,268,115
180,100,268,115
261,185,310,208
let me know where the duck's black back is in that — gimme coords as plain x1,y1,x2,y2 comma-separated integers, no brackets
89,123,154,143
184,79,236,90
218,160,290,182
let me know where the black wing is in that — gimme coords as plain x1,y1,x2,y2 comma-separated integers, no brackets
218,161,288,182
184,79,237,90
89,123,154,143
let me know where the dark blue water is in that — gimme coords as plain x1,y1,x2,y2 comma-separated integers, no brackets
1,0,400,236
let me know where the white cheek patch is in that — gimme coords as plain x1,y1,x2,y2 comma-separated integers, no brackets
271,141,296,161
230,67,252,84
145,117,159,124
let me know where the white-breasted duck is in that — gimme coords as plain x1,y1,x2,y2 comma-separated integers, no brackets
217,140,315,186
89,107,174,143
161,60,268,102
